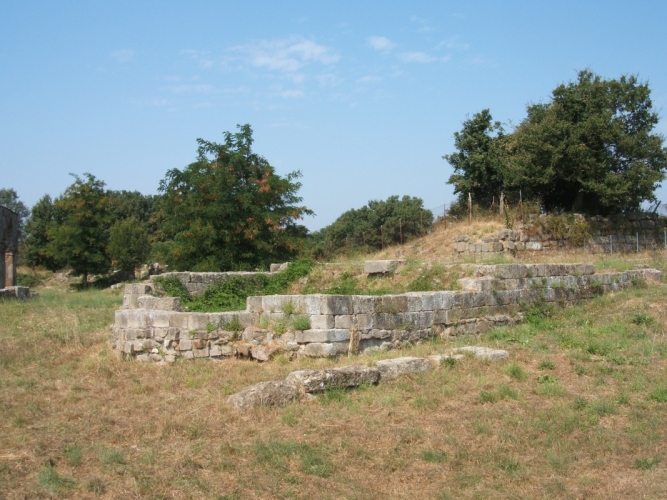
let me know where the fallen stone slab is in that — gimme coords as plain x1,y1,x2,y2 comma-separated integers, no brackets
375,356,433,381
286,365,380,393
227,380,300,411
363,260,406,275
453,346,509,361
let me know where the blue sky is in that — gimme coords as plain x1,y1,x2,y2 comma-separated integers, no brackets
2,1,666,230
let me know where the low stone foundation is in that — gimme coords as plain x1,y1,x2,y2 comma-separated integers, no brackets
0,286,31,300
112,263,661,363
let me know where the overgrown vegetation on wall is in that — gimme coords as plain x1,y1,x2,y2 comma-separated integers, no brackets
153,259,315,312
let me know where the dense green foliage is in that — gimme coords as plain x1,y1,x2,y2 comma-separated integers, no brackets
154,259,314,312
445,71,667,215
107,216,152,275
307,195,433,258
155,124,311,272
107,190,159,235
45,174,111,284
443,110,507,209
23,195,63,270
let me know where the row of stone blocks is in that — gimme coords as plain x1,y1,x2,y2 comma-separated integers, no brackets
112,264,661,363
150,263,288,294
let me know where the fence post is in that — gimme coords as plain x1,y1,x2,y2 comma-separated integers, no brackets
381,225,384,250
610,235,612,254
637,232,639,253
468,193,472,225
399,219,403,245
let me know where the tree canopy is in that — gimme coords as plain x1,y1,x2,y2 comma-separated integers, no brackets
45,174,111,283
308,195,433,258
444,71,667,215
155,124,312,271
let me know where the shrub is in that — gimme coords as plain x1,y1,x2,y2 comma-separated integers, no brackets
291,315,310,331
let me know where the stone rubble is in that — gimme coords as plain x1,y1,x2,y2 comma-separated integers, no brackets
227,345,509,410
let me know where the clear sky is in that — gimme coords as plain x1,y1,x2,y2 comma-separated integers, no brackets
2,1,666,230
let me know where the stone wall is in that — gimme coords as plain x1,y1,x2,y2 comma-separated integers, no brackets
0,206,20,289
150,263,288,295
453,212,667,256
112,263,660,363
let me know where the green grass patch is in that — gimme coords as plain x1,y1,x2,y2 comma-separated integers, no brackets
153,259,314,312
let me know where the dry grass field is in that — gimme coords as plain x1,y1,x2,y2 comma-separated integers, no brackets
2,230,667,498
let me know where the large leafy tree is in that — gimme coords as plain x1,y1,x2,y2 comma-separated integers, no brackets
23,195,63,270
323,195,433,252
46,174,111,285
108,216,151,276
107,190,159,235
512,70,667,213
443,109,507,208
156,124,312,271
445,71,667,215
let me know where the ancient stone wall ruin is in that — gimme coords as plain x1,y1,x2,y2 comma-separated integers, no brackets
112,263,660,363
0,206,20,289
453,212,667,256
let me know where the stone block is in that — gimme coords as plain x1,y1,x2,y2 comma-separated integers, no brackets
246,296,263,313
186,313,211,331
178,339,193,351
302,294,325,314
295,329,350,343
309,314,334,329
334,315,353,329
351,296,378,314
250,344,281,362
380,295,408,314
363,259,405,275
357,314,374,330
375,357,433,381
302,343,337,357
453,346,509,361
321,295,352,315
138,296,181,311
228,380,300,411
147,311,172,328
286,365,380,392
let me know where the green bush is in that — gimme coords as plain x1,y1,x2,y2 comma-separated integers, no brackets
154,259,314,312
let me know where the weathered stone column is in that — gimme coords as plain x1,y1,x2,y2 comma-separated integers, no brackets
4,252,16,287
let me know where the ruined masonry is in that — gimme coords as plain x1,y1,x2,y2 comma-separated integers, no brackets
0,206,29,299
112,263,661,363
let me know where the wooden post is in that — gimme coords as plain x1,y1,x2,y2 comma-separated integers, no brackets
468,192,472,225
499,192,504,217
381,225,384,250
399,219,403,245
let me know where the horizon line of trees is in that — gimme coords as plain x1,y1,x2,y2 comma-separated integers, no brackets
3,70,667,283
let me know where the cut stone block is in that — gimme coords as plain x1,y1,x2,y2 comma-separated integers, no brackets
228,380,300,411
303,343,337,357
375,357,433,381
286,365,380,393
295,329,350,343
453,346,509,361
363,259,406,275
